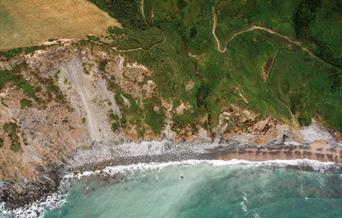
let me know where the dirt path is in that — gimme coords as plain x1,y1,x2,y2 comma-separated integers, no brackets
212,7,227,53
211,8,337,68
113,29,166,53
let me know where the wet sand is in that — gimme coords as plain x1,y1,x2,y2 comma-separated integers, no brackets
206,142,342,164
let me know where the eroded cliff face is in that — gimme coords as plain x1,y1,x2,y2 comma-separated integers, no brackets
0,42,340,182
0,42,162,180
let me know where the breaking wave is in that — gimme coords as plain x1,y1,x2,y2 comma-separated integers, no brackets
1,159,340,218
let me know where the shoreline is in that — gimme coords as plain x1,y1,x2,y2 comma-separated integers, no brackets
71,142,342,174
1,139,341,214
205,143,342,163
2,157,342,218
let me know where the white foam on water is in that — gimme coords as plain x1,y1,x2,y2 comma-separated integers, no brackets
0,177,72,218
240,192,249,214
102,159,338,175
1,159,339,218
253,212,261,218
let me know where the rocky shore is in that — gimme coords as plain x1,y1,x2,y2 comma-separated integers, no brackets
1,132,341,212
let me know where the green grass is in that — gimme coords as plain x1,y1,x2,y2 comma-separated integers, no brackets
226,30,341,129
90,0,146,29
144,97,165,133
89,0,341,133
108,26,164,50
226,32,293,120
305,0,342,68
215,0,300,46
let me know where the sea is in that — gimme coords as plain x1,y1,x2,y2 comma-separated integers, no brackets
2,159,342,218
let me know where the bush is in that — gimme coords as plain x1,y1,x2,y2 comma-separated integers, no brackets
20,98,32,109
0,48,22,59
109,111,119,120
111,122,120,132
46,77,65,103
0,45,45,59
0,69,36,98
3,122,21,152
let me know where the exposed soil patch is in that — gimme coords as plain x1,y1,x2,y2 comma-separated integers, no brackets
262,57,274,81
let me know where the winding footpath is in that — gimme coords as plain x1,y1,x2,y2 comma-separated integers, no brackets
212,7,337,69
212,7,227,53
113,30,166,53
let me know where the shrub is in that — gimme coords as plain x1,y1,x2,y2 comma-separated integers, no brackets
20,98,32,109
3,122,21,152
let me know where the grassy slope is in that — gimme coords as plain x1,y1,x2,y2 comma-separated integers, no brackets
87,0,341,133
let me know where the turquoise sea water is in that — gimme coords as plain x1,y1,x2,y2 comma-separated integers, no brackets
44,162,342,218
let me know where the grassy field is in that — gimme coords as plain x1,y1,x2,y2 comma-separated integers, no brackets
0,0,121,50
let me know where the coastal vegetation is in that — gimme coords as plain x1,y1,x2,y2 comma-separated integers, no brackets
3,122,21,152
0,66,68,111
89,0,341,132
19,99,32,109
0,68,37,99
1,0,341,134
0,45,47,59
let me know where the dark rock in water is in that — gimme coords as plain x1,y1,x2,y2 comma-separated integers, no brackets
0,167,62,209
1,151,201,209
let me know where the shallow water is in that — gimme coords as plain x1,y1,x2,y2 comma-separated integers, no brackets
44,162,342,218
